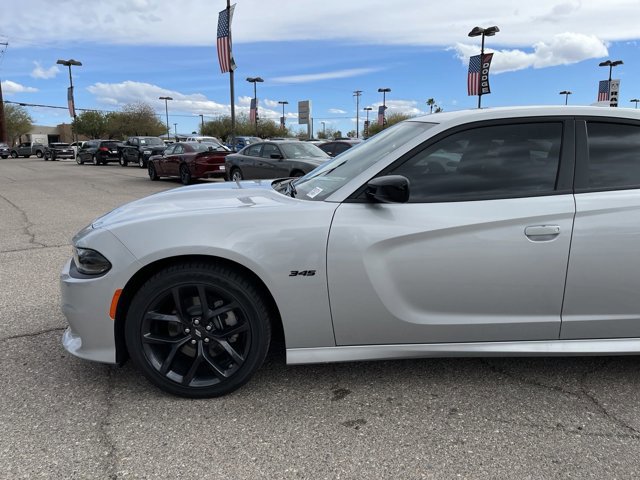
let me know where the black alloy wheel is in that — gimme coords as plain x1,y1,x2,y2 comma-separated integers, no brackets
10,151,17,158
148,162,159,181
36,150,43,158
230,168,243,181
92,154,99,166
179,164,192,185
125,263,271,397
138,154,145,168
76,154,84,165
119,155,128,167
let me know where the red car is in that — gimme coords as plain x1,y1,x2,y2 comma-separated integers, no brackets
147,141,231,185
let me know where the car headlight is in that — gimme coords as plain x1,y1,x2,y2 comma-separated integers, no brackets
143,150,152,155
73,247,112,275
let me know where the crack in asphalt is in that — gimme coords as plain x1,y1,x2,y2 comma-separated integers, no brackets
480,358,640,439
0,243,70,254
489,417,640,440
0,192,47,248
98,367,118,480
0,327,66,342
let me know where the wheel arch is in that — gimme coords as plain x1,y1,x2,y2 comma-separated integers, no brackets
113,254,285,364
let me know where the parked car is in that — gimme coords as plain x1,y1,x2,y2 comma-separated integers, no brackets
44,142,75,161
0,142,9,159
76,140,121,165
225,140,330,181
318,139,362,157
229,136,261,151
148,141,232,185
70,141,87,158
119,136,166,168
61,106,640,398
185,135,222,144
10,141,46,158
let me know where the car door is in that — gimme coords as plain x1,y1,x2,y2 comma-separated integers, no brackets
156,144,175,175
327,119,576,345
165,144,183,176
236,144,262,178
561,118,640,339
255,143,288,178
124,138,138,162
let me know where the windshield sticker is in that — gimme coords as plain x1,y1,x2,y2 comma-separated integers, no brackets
307,187,323,199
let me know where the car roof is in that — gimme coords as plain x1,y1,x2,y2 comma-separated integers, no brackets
410,106,640,128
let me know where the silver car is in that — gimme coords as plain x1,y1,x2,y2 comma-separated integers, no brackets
61,106,640,397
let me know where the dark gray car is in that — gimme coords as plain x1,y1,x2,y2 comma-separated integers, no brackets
225,141,330,181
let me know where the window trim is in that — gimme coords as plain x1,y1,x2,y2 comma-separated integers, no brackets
347,116,575,203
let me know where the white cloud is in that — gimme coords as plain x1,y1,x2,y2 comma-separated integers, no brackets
272,68,381,84
328,108,347,114
1,80,38,94
365,99,427,117
263,99,280,108
88,81,229,115
31,61,60,79
453,33,608,73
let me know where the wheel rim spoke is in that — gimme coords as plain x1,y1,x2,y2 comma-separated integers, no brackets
142,332,188,345
197,286,210,321
211,320,248,339
159,337,191,374
171,287,186,322
182,343,204,386
214,338,245,364
202,350,231,378
146,311,182,325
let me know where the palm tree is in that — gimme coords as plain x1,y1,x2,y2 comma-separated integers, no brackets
426,98,436,114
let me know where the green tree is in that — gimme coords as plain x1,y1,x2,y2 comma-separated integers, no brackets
366,112,412,137
346,130,357,138
106,102,166,139
72,110,107,139
4,104,32,145
426,98,436,114
202,113,291,142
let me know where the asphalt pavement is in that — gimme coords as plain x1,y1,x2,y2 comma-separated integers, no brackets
2,157,640,479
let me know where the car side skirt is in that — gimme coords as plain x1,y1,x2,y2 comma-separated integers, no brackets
286,338,640,364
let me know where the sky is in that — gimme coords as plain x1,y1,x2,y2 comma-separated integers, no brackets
1,0,640,138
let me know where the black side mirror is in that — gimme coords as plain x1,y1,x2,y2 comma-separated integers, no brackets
366,175,410,203
270,153,283,159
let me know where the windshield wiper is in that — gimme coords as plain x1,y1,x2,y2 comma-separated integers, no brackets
273,178,297,198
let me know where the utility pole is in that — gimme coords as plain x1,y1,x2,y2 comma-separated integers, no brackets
0,41,7,144
353,90,362,138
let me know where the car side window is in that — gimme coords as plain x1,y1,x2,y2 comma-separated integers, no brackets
173,145,184,154
245,144,262,156
390,122,563,202
261,144,280,158
333,143,350,155
586,122,640,189
164,145,176,155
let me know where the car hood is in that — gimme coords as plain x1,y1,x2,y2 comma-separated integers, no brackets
92,180,295,229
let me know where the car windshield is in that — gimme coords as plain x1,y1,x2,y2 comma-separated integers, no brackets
290,121,436,201
140,138,163,146
280,142,329,159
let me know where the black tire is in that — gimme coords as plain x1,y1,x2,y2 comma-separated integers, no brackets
119,155,128,167
77,154,84,165
125,263,271,398
138,154,145,168
35,150,43,158
1,156,7,159
44,151,49,161
10,151,17,158
179,164,192,185
230,168,243,182
92,154,99,166
148,162,159,181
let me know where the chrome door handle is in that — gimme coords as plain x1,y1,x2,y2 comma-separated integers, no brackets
525,225,560,240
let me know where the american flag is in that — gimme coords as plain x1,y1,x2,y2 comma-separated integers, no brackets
67,86,76,117
249,98,257,123
598,80,610,102
377,105,386,126
217,5,236,73
468,53,494,96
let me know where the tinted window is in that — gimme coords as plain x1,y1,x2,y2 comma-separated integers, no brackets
164,145,176,155
333,143,351,155
261,144,280,158
244,144,262,156
173,145,184,154
391,123,563,202
587,122,640,189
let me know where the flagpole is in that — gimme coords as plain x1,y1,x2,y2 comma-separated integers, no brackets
478,34,484,109
227,0,236,150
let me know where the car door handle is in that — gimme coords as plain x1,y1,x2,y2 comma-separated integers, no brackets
525,225,560,240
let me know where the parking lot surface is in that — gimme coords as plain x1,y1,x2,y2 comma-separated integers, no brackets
2,157,640,479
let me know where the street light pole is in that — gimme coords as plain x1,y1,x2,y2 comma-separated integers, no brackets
599,59,623,106
278,100,288,131
173,123,178,141
56,58,82,143
468,26,499,109
159,96,173,142
363,107,372,138
353,90,362,138
321,121,325,136
246,77,264,135
631,99,640,109
559,90,572,105
377,88,391,128
199,114,204,133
